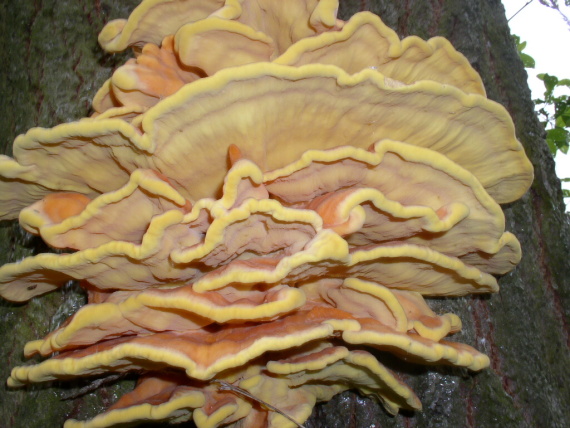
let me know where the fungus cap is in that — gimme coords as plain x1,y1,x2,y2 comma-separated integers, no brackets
0,1,533,427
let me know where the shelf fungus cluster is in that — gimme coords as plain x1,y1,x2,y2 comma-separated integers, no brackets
0,1,533,427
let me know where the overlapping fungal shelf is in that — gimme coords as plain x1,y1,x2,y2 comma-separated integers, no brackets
0,1,533,427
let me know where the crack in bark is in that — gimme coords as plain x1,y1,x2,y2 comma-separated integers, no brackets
429,0,444,36
398,0,411,36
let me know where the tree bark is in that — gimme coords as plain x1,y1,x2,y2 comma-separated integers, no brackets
1,1,568,427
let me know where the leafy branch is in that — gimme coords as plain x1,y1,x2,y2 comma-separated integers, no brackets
513,35,570,157
534,73,570,156
513,35,570,199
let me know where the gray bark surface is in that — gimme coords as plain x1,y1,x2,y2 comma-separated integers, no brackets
1,1,568,427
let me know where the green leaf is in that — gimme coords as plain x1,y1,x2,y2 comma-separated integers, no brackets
547,138,558,155
557,79,570,87
512,35,535,69
563,189,570,198
520,53,535,68
556,112,570,128
560,178,570,182
546,127,569,155
538,73,559,94
547,127,569,143
558,106,570,127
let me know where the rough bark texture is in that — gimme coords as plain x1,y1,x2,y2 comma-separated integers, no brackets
0,1,568,427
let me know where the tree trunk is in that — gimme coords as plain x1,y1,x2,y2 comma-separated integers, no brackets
1,1,568,427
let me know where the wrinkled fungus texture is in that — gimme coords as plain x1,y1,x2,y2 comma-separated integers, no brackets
0,0,533,427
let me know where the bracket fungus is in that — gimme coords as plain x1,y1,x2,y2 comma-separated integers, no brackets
0,1,533,427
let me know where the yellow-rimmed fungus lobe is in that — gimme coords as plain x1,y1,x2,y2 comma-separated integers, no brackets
0,1,532,427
